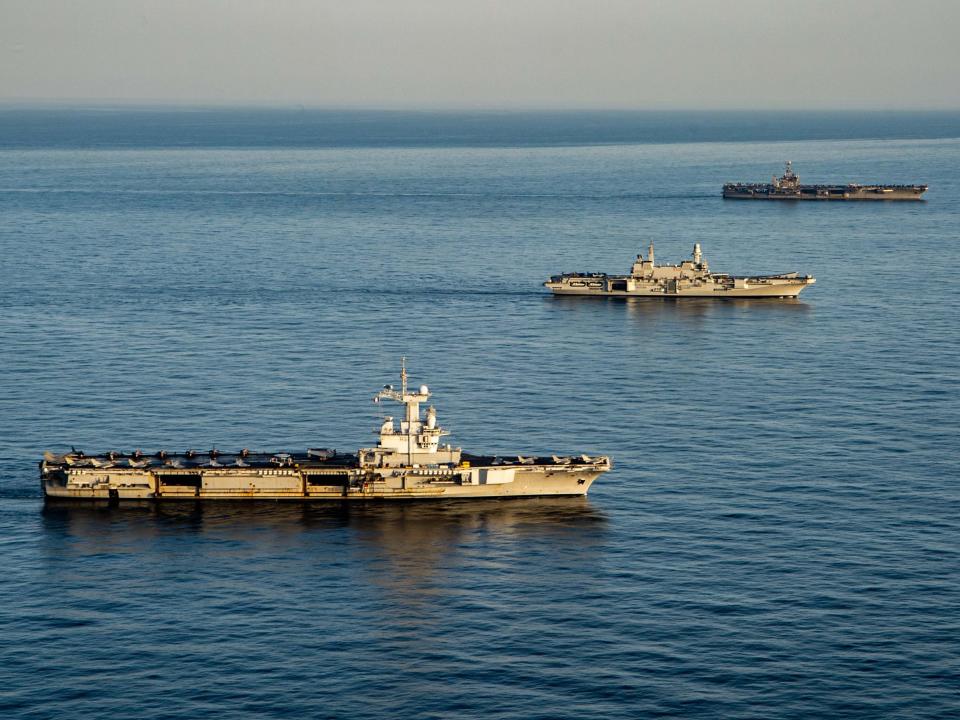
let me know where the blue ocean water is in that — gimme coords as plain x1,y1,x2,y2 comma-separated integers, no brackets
1,110,959,719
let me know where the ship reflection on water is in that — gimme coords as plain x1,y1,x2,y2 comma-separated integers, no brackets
41,497,606,539
41,499,608,609
620,295,811,317
550,294,811,324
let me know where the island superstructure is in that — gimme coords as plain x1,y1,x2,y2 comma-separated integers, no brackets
41,363,611,501
723,161,927,200
545,242,815,298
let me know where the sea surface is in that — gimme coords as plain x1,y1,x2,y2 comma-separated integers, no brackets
1,109,958,719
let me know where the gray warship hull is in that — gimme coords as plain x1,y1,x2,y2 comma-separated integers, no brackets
723,184,926,200
724,161,926,201
546,273,813,298
40,451,608,502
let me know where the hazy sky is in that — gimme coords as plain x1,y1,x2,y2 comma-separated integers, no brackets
1,0,958,109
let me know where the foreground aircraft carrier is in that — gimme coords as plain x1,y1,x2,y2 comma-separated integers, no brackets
41,364,611,502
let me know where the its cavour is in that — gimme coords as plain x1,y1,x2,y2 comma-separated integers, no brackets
41,364,611,502
545,242,815,299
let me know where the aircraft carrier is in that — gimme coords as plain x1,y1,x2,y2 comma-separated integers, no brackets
723,161,927,200
545,242,815,299
40,363,611,502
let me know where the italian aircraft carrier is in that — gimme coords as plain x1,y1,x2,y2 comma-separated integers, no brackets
41,363,611,502
723,161,927,200
545,242,815,298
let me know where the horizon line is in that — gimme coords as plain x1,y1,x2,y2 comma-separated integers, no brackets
2,100,960,114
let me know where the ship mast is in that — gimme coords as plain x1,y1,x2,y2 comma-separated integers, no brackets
372,359,448,467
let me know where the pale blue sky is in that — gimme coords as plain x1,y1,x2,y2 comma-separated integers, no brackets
1,0,957,109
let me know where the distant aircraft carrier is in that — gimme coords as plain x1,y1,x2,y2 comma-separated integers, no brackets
723,161,927,200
